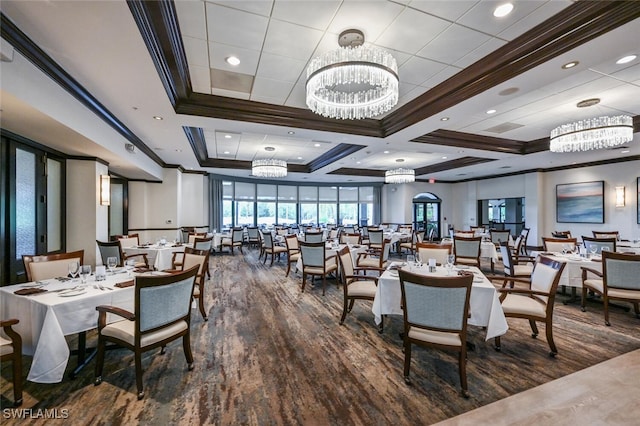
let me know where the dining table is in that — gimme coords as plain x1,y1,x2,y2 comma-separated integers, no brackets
530,251,603,289
125,243,190,271
0,270,158,383
372,263,508,340
295,243,368,273
440,238,499,262
617,240,640,254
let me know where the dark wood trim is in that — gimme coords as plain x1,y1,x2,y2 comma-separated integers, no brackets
183,126,208,164
523,138,550,155
415,157,495,176
0,12,165,168
328,168,385,178
67,156,110,167
307,144,365,172
411,130,524,154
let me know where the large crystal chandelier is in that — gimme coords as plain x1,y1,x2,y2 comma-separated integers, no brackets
306,29,399,120
550,115,633,153
251,159,287,178
385,168,415,184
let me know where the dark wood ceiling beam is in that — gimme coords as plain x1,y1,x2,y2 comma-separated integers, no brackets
411,130,524,154
414,157,495,176
328,168,385,178
307,144,366,172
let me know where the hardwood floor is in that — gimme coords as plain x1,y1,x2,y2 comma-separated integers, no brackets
2,248,639,425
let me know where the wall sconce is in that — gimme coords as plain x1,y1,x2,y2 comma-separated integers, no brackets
100,175,111,206
615,186,625,207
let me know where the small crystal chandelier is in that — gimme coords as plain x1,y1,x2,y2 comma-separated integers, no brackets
385,168,415,184
251,159,287,178
306,29,399,120
550,115,633,153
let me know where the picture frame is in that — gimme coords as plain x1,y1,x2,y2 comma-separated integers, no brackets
556,181,604,223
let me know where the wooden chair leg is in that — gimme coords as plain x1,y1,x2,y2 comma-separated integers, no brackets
198,295,208,321
529,319,539,337
339,298,349,325
545,320,557,356
459,348,469,398
94,336,106,385
183,333,194,370
403,341,412,383
604,296,611,326
494,336,501,351
134,351,144,400
13,351,23,406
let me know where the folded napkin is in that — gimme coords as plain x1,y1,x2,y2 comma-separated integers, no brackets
591,258,602,262
14,287,48,296
539,252,554,256
115,280,134,288
388,264,401,270
133,267,152,273
171,244,183,247
457,270,474,277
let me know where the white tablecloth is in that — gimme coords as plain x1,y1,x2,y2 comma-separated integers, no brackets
371,264,508,340
295,244,367,272
618,241,640,254
125,244,189,270
0,273,138,383
532,252,603,289
439,239,499,262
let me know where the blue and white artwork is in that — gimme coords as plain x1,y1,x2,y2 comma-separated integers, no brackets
556,181,604,223
637,177,639,224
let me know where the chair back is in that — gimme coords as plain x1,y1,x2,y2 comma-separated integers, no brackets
193,236,213,251
305,231,324,243
542,237,577,252
602,251,640,291
512,235,523,255
300,241,326,268
328,229,339,239
337,246,355,285
276,228,289,236
453,236,481,263
285,234,300,252
500,241,514,274
490,230,510,245
135,266,198,339
551,230,572,239
399,269,472,334
97,240,123,266
181,247,209,277
398,224,412,234
118,235,139,249
360,226,370,238
380,238,392,265
23,250,85,282
247,227,259,240
368,229,384,245
519,227,530,248
454,230,475,238
415,243,451,265
582,236,616,254
592,230,620,241
188,232,207,244
262,232,275,249
341,233,361,245
232,228,244,243
343,226,355,234
530,256,566,304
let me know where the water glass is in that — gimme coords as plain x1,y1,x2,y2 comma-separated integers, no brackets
406,254,415,267
80,265,92,284
106,256,117,274
68,261,80,281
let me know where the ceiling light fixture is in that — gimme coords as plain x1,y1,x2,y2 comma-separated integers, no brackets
226,56,240,66
562,61,579,69
493,3,514,18
616,55,637,64
153,116,163,120
251,159,287,178
440,117,450,121
550,115,633,153
305,29,399,120
385,168,415,184
486,109,497,114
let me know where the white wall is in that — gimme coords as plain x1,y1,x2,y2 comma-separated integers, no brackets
381,181,454,232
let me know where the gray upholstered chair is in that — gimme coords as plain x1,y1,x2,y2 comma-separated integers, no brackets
285,234,300,277
542,237,577,253
94,265,199,400
169,247,210,321
494,256,565,356
357,238,391,269
299,241,338,295
246,227,260,248
415,242,451,266
22,250,85,282
304,231,324,243
398,269,473,397
453,236,481,267
221,228,244,254
1,319,23,406
97,240,148,269
581,236,616,255
581,251,640,326
367,228,384,251
336,246,379,325
262,232,287,266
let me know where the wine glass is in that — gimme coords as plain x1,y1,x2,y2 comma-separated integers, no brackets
106,256,117,275
68,261,80,281
125,258,136,277
406,254,415,268
80,265,91,284
415,253,422,268
446,254,456,276
589,244,598,258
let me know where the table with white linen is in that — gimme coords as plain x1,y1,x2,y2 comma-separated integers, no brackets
372,263,508,340
531,252,602,289
211,232,231,249
618,241,640,254
0,272,140,383
295,243,367,273
125,243,189,270
439,239,499,262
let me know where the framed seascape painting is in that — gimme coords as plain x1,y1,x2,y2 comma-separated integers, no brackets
556,181,604,223
637,177,639,224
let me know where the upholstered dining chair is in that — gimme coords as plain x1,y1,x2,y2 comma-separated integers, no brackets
542,237,578,253
399,230,421,255
94,265,199,400
357,238,391,269
592,230,620,240
187,232,207,245
415,242,451,266
246,227,261,249
366,228,384,252
117,234,140,253
490,229,511,247
551,230,572,239
336,246,379,326
453,230,475,238
23,249,85,282
340,233,361,245
398,269,473,397
499,241,535,288
169,247,211,321
285,234,300,277
494,256,565,356
581,251,640,326
453,236,482,268
1,319,23,406
96,240,148,269
519,227,530,255
299,241,338,295
304,231,324,243
221,228,244,254
262,232,287,266
582,236,617,254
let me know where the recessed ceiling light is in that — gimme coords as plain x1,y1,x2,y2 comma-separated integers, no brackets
356,161,361,164
383,150,390,154
314,143,321,147
395,159,405,163
225,56,240,66
621,150,630,154
493,3,514,18
153,116,163,120
297,156,303,160
440,117,450,121
562,61,579,69
264,146,276,151
175,149,182,152
223,151,230,154
616,55,637,64
288,131,295,135
441,156,447,159
224,134,232,139
486,109,496,114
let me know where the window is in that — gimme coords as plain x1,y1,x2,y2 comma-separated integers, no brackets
300,203,317,225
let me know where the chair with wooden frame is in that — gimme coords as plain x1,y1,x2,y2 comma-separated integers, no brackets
262,232,287,266
357,238,392,269
96,240,148,269
453,236,482,268
454,230,475,238
489,229,511,272
1,319,23,406
494,256,566,356
415,242,451,266
246,227,261,249
168,247,210,321
399,230,421,255
499,241,535,288
398,269,473,397
582,236,617,255
336,246,380,326
299,241,338,296
221,228,244,254
581,251,640,326
116,233,140,252
304,231,325,243
551,230,572,239
519,227,530,255
340,232,361,245
542,237,578,253
592,230,620,240
94,265,199,400
187,232,207,245
22,250,85,282
367,228,384,252
285,234,300,277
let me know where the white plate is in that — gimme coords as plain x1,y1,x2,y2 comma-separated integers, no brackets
389,271,398,277
473,277,484,283
58,288,87,297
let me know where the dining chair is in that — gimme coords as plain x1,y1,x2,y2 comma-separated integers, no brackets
454,230,475,238
221,228,244,254
399,230,420,254
96,240,148,269
551,230,572,239
581,236,617,255
169,247,210,321
262,232,287,266
117,234,140,251
304,231,324,243
343,226,355,234
94,265,199,400
581,251,640,326
499,241,535,288
299,241,338,295
453,236,482,268
494,256,566,356
22,249,85,282
246,227,261,249
340,233,361,245
398,269,473,397
285,234,300,277
1,318,23,406
187,232,207,245
591,231,620,241
357,238,391,269
542,237,578,253
415,242,451,266
360,226,371,246
519,227,530,255
489,229,511,247
336,246,379,326
367,228,384,251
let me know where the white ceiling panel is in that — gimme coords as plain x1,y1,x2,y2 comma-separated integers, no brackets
190,65,213,94
457,0,548,36
408,0,477,22
453,37,506,68
174,0,207,40
262,19,324,60
498,1,572,40
328,0,405,42
374,7,451,54
210,0,274,17
183,36,209,68
271,0,341,30
209,42,261,75
251,76,295,104
417,24,491,64
399,56,448,85
206,3,269,50
256,52,307,83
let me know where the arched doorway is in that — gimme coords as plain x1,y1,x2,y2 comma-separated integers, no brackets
412,192,442,240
